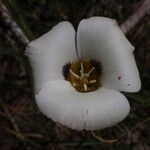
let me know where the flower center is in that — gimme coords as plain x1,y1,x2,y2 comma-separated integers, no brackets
63,59,102,92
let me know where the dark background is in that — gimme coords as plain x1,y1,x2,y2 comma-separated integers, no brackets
0,0,150,149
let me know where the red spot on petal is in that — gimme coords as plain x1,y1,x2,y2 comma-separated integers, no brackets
118,76,121,80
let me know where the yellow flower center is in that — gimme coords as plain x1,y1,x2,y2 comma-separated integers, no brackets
63,59,102,92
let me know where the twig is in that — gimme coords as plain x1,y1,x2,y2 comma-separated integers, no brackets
7,129,44,139
0,99,20,132
120,0,150,34
7,129,42,148
24,133,44,138
131,117,150,131
128,117,150,138
0,0,29,45
0,62,20,133
91,131,118,144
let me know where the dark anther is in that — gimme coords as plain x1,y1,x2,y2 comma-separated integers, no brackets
62,62,71,80
90,59,102,74
118,76,121,80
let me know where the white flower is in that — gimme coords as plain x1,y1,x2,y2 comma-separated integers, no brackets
26,17,141,130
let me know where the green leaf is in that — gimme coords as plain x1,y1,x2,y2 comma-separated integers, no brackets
125,93,150,106
4,0,34,40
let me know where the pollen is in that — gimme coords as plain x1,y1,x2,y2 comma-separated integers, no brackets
62,59,103,92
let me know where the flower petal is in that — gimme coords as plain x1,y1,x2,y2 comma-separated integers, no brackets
26,22,77,93
36,81,130,130
77,17,141,92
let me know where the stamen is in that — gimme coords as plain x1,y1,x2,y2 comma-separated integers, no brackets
80,61,84,74
84,84,88,91
80,61,86,79
69,69,79,79
87,67,95,76
89,80,96,83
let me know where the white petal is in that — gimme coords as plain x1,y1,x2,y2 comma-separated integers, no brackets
36,81,130,131
77,17,141,92
26,22,77,92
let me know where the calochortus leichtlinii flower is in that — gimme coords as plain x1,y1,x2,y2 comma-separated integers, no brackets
26,17,141,130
